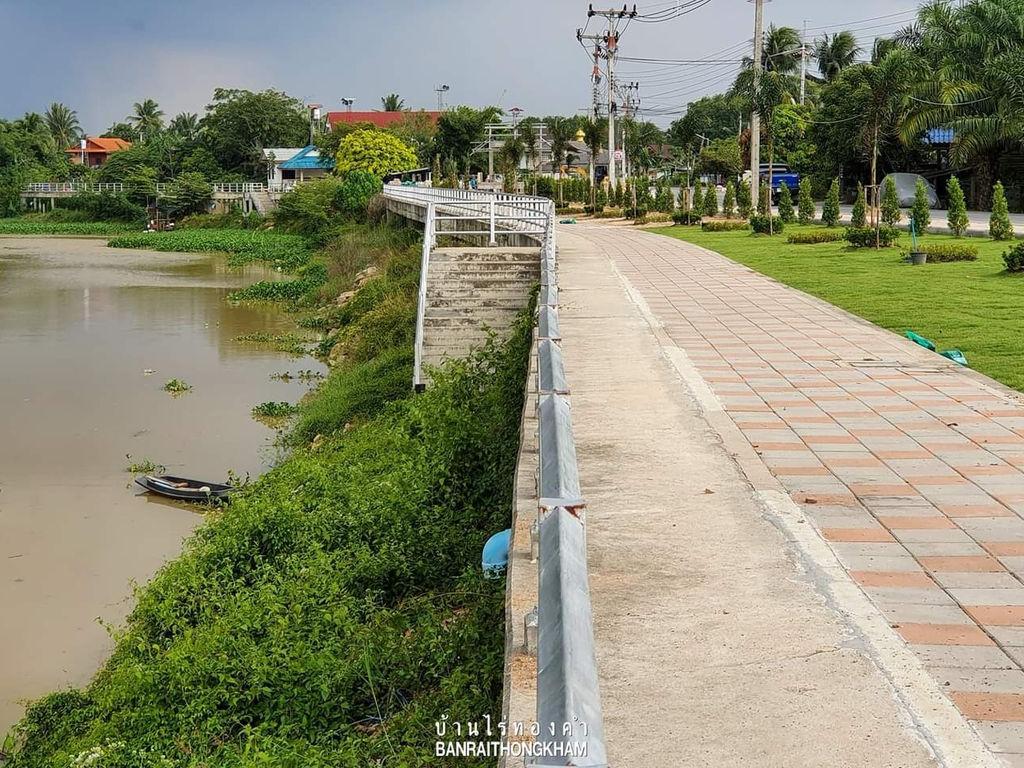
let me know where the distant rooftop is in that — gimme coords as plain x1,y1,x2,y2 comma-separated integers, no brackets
65,136,131,154
278,145,333,171
325,110,441,130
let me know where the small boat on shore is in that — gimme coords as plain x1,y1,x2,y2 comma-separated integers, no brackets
135,475,232,502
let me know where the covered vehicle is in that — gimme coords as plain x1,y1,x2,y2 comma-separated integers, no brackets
882,173,938,208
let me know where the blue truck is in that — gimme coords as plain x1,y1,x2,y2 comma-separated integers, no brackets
759,163,800,204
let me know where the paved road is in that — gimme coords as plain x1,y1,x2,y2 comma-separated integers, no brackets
558,221,1024,767
834,205,1024,237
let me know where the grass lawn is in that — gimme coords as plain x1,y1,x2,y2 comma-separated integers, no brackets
651,223,1024,393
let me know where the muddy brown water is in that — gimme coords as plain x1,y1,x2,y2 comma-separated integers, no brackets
0,237,325,734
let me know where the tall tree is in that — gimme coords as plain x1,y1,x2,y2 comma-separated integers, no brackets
381,94,405,111
169,112,200,141
857,49,914,235
201,88,308,178
544,116,574,204
815,31,862,81
129,99,165,142
901,0,1024,208
44,103,80,150
751,70,788,233
761,24,803,74
582,117,606,193
623,121,664,179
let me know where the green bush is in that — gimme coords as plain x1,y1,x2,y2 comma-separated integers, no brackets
910,177,932,233
58,191,144,222
822,178,841,227
916,243,978,262
703,185,718,217
749,214,784,235
1003,241,1024,272
722,181,737,219
701,219,749,232
777,183,795,223
672,210,701,225
991,181,1014,241
787,230,844,244
845,225,900,248
0,219,137,235
109,229,313,271
797,177,815,224
881,177,901,226
737,179,753,219
946,176,968,237
851,183,867,228
757,181,771,216
334,170,380,220
274,178,344,238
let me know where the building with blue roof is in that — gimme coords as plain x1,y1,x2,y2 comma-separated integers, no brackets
263,145,335,188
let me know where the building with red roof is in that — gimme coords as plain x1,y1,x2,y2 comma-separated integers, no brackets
325,110,441,131
66,137,132,167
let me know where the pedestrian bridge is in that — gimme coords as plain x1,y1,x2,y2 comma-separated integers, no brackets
20,182,280,215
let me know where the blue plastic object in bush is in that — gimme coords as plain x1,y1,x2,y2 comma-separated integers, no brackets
482,528,511,577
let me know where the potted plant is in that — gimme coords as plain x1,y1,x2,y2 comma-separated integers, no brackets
908,219,927,265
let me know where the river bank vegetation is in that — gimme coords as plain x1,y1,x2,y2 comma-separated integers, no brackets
5,204,531,765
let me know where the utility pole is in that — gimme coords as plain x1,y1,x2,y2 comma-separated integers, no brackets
749,0,765,211
607,21,618,188
584,5,637,189
800,20,807,105
622,81,639,181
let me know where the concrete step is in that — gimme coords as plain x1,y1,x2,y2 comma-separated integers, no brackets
423,317,521,329
425,288,533,300
431,253,540,265
425,308,529,319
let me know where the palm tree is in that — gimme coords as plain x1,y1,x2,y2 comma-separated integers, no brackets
498,135,524,192
901,0,1024,207
169,112,200,141
582,118,605,199
545,116,575,205
44,102,80,150
815,31,862,81
751,70,788,234
763,24,802,74
129,99,164,142
624,120,664,179
381,94,405,111
855,49,915,236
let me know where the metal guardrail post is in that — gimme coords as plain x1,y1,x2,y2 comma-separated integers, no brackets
489,198,497,245
412,201,434,392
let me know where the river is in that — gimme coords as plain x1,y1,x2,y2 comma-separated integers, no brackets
0,237,324,734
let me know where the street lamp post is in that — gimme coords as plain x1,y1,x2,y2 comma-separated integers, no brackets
435,84,450,112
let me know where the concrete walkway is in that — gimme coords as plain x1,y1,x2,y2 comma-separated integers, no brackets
557,222,1024,767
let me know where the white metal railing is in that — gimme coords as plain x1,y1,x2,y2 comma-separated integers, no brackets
23,182,267,196
412,202,435,392
379,184,607,765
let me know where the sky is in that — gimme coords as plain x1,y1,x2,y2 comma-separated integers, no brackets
0,0,919,132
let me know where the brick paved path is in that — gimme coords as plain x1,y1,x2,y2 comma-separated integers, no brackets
567,222,1024,765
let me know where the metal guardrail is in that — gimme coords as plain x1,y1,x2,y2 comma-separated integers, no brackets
379,184,607,766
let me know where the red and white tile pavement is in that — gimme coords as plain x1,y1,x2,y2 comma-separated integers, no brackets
570,223,1024,765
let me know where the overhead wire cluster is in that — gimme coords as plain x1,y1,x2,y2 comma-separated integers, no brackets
612,6,925,121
